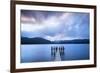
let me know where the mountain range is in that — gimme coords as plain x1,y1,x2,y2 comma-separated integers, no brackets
21,37,89,44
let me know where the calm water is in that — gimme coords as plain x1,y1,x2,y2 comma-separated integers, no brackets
21,44,89,63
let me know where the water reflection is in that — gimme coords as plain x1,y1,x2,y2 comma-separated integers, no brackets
51,46,65,61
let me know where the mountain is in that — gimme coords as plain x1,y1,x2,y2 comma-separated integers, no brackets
21,37,89,44
21,37,51,44
54,39,89,44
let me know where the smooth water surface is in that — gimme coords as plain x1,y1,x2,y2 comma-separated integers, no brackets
21,44,89,63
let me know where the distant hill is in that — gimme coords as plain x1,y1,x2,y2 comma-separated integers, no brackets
55,39,89,44
21,37,89,44
21,37,51,44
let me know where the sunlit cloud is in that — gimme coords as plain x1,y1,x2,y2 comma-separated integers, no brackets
21,15,37,24
44,35,82,41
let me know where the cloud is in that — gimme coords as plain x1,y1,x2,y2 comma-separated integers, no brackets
21,10,89,40
21,12,73,34
44,34,83,41
21,15,37,24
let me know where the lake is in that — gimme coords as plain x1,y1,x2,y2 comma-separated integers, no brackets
21,44,89,63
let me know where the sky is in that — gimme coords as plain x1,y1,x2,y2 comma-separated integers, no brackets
21,10,90,41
